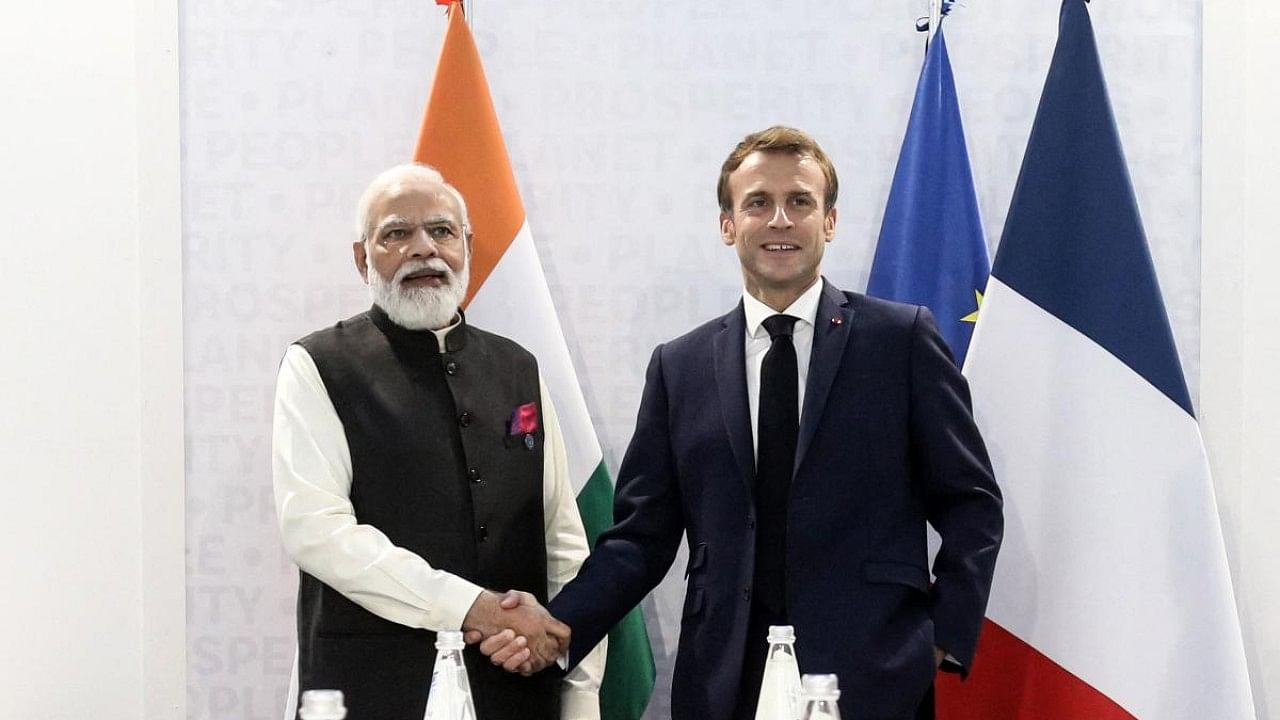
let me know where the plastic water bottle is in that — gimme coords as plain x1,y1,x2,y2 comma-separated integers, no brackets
754,625,802,720
298,689,347,720
423,630,478,720
797,674,842,720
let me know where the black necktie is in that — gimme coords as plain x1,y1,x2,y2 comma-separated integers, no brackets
754,314,799,616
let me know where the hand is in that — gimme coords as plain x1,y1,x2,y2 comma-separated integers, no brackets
934,646,946,668
462,590,570,674
481,590,568,674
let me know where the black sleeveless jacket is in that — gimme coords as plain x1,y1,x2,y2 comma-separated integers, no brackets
294,305,559,719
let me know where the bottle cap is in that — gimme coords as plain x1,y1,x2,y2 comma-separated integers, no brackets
801,673,841,700
436,629,466,650
299,689,346,719
766,625,795,643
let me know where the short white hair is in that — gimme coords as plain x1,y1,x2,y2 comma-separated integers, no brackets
355,163,471,242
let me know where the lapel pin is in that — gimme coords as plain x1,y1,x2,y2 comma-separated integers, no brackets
830,317,843,326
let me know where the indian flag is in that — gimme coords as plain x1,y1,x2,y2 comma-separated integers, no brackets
413,4,656,719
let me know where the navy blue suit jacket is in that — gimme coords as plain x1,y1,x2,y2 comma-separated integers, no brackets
550,280,1002,720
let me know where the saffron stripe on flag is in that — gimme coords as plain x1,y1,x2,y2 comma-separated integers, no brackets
413,3,524,307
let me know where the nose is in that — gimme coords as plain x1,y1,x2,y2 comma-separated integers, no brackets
768,204,793,229
406,226,439,258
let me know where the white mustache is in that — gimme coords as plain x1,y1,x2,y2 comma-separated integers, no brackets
393,258,454,286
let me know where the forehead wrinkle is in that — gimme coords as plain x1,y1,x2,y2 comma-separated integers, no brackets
422,213,461,227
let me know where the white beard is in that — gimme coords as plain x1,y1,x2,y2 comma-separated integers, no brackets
367,256,470,330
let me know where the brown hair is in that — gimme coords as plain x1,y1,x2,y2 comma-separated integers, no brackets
716,126,839,213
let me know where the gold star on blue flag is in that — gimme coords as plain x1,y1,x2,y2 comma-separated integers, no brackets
961,289,984,324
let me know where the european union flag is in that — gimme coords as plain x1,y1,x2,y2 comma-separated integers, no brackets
867,25,989,365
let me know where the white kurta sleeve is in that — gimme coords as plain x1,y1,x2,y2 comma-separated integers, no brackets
272,344,484,632
539,381,607,720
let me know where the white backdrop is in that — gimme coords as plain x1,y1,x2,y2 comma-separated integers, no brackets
179,2,1202,717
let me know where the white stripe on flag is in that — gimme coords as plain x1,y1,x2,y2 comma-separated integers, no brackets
466,220,604,492
965,277,1253,719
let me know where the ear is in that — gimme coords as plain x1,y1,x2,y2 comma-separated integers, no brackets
353,240,370,283
465,230,474,259
719,212,736,247
823,207,837,242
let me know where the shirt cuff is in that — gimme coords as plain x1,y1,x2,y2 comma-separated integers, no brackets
431,575,486,631
558,685,601,720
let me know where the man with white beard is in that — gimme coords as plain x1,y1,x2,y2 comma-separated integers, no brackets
271,163,604,719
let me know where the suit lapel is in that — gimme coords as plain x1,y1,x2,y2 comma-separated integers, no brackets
796,280,854,474
713,302,756,493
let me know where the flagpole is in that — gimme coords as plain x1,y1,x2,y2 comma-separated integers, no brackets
928,0,941,43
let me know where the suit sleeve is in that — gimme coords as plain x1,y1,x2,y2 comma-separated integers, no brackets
908,306,1004,673
548,344,685,668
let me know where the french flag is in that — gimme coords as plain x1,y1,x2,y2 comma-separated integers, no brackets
940,1,1255,718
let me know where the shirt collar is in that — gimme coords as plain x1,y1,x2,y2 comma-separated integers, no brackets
742,277,824,338
432,315,463,353
369,303,465,353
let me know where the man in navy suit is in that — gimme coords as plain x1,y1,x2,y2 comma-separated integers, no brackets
482,126,1003,720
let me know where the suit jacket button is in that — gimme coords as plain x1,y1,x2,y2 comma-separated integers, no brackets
478,525,488,542
742,587,751,601
445,361,458,375
468,468,481,482
747,517,755,530
459,411,472,427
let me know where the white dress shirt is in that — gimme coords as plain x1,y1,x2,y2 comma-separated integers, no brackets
742,279,823,457
272,320,605,718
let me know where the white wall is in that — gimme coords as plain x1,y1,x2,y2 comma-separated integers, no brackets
0,0,184,718
1202,1,1280,717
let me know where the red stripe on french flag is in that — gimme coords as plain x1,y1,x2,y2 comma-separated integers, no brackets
937,619,1135,720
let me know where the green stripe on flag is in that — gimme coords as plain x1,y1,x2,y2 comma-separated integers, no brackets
576,461,656,720
575,461,616,546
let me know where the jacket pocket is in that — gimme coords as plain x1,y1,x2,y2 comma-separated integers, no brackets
684,542,708,578
682,586,705,619
863,561,930,593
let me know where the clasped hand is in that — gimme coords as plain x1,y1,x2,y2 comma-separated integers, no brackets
461,590,570,675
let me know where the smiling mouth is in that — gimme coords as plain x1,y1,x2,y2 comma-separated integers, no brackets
763,244,800,251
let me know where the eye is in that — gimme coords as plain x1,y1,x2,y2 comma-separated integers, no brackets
792,196,814,207
745,197,767,209
384,228,409,240
429,226,456,239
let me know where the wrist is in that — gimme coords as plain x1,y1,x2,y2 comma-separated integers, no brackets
463,590,499,635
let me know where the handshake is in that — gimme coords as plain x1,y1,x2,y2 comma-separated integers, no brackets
461,589,571,675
